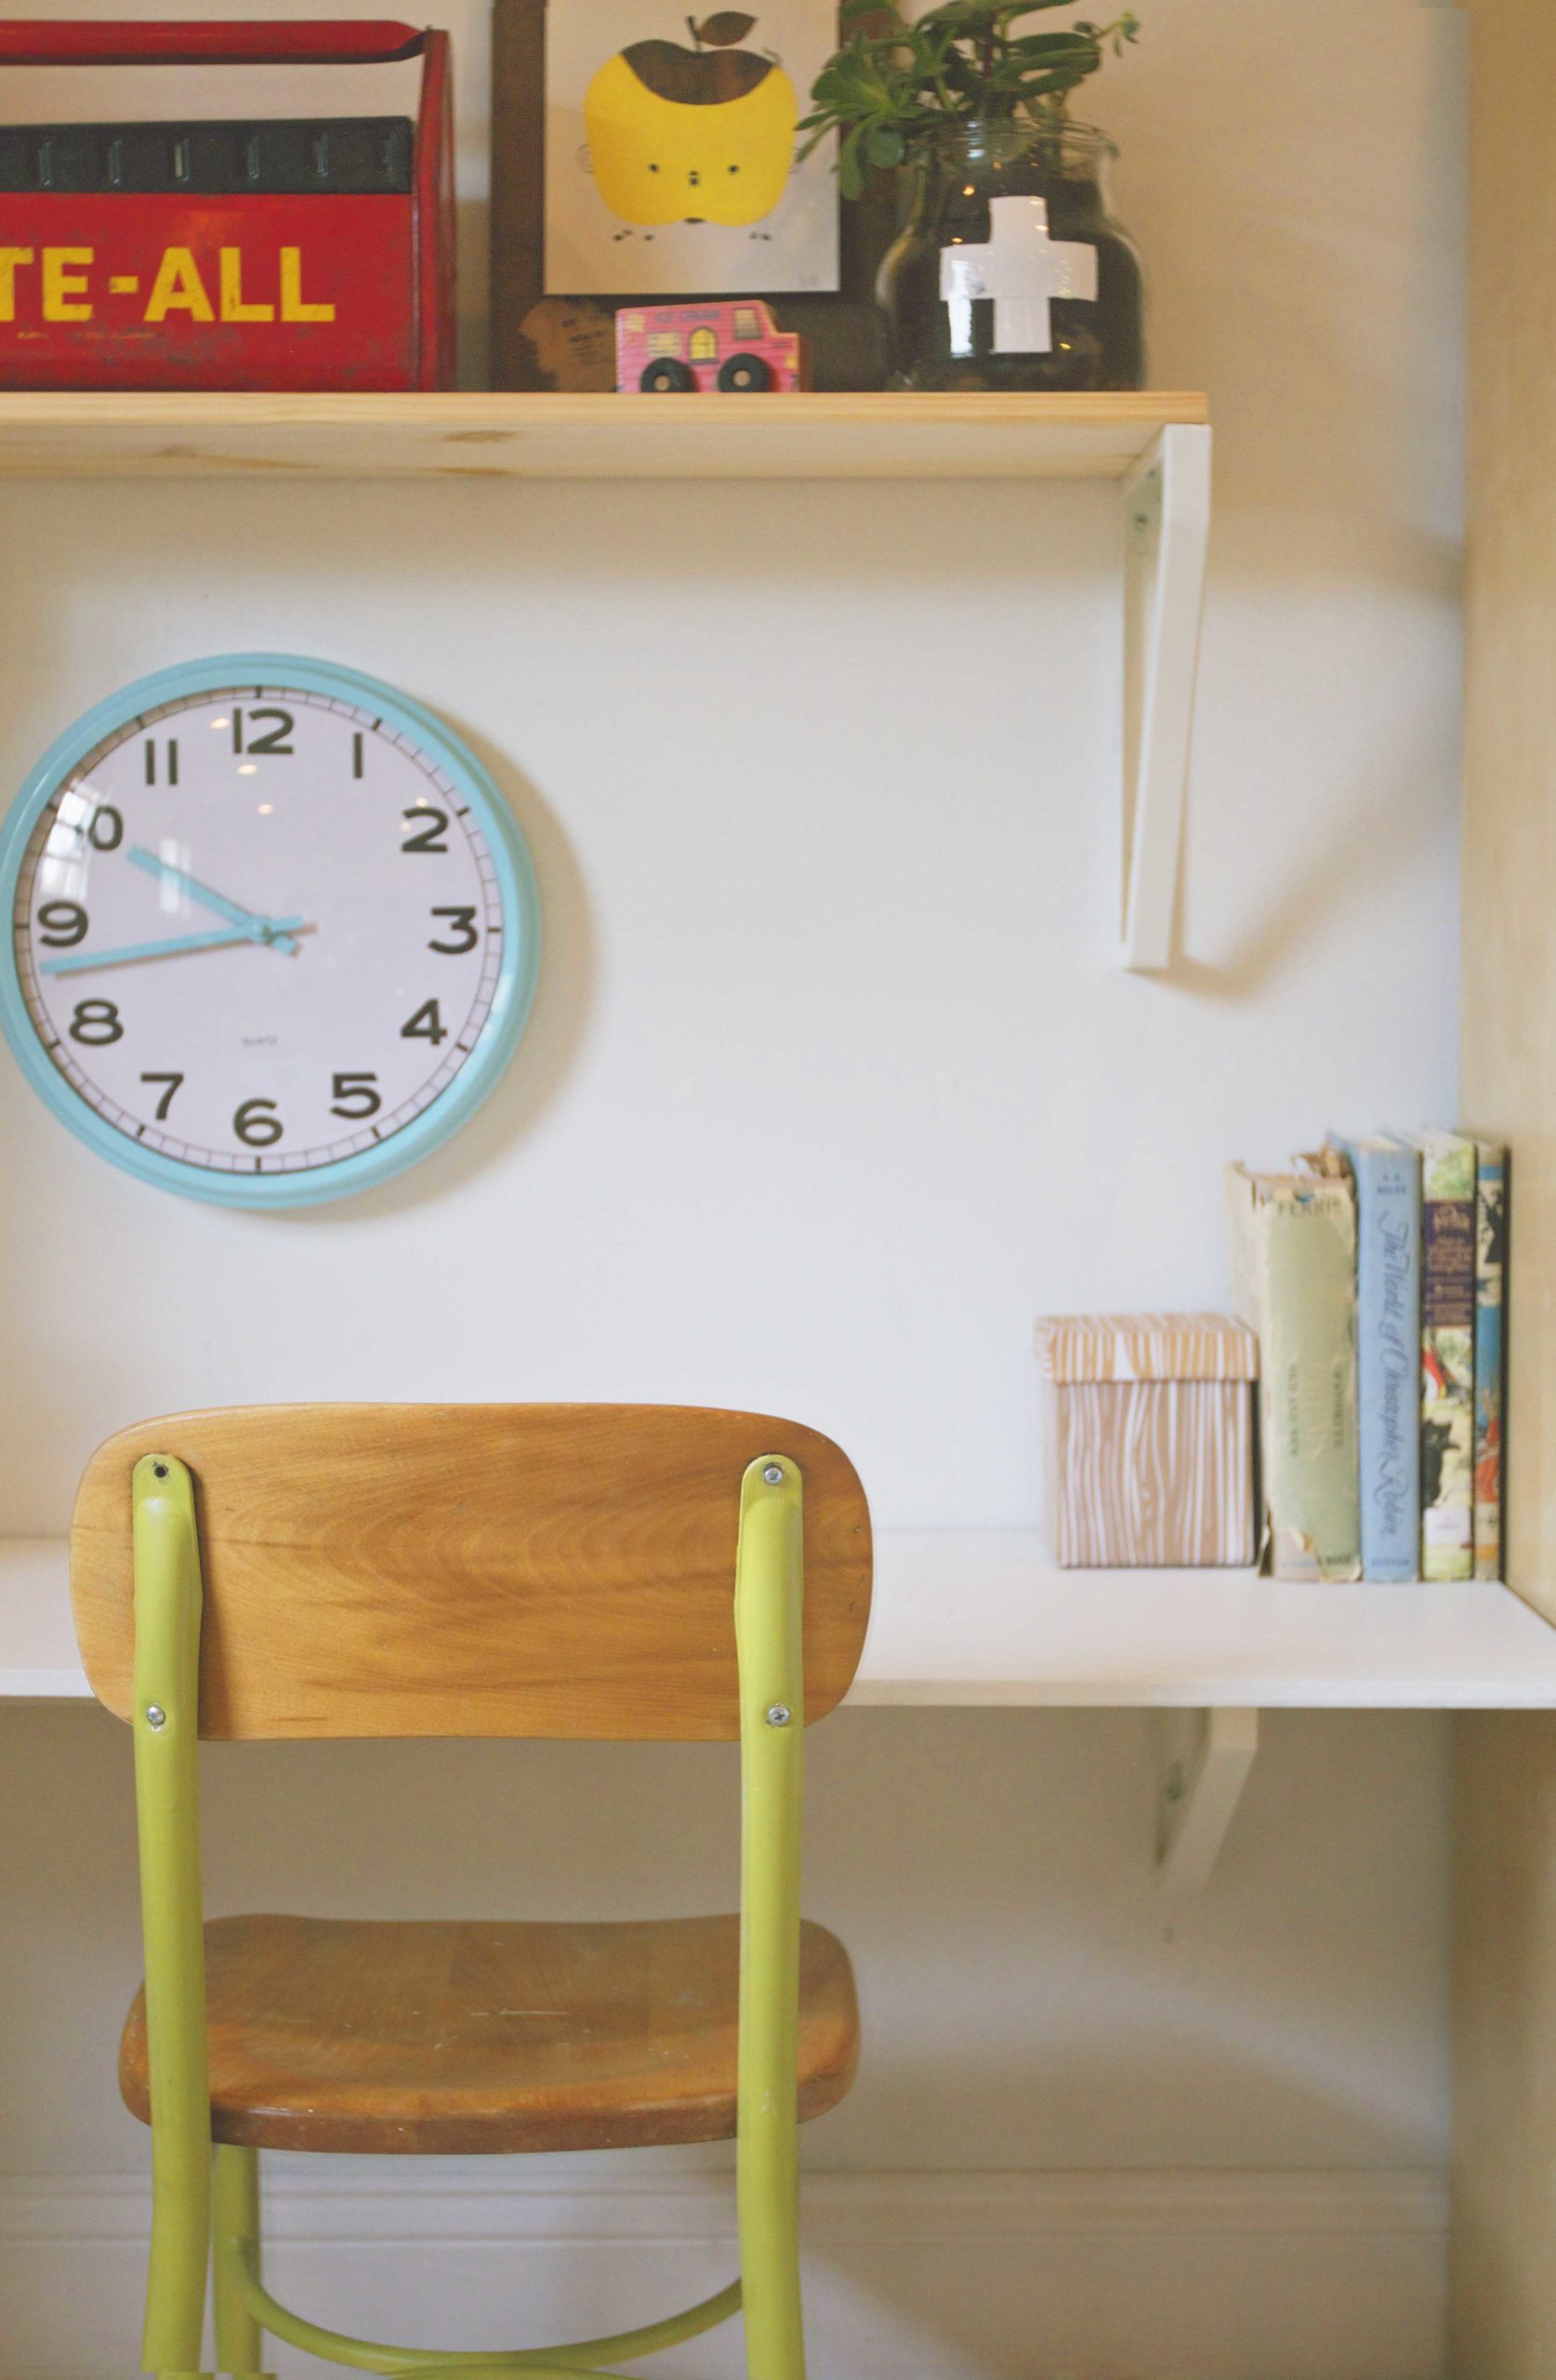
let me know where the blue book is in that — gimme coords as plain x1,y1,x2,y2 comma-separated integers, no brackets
1470,1141,1507,1582
1335,1136,1422,1580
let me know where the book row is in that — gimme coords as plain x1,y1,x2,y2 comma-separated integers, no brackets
1227,1136,1507,1583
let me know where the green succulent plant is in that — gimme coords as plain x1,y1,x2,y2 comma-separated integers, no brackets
798,0,1141,196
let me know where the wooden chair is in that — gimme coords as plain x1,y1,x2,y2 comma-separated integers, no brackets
71,1404,873,2380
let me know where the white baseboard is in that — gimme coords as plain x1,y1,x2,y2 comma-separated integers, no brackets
1,2164,1448,2380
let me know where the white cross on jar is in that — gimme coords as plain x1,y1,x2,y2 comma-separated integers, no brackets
939,194,1100,357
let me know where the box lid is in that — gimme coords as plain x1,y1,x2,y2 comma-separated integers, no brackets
1034,1312,1259,1384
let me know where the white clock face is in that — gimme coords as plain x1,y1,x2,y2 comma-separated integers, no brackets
8,680,517,1188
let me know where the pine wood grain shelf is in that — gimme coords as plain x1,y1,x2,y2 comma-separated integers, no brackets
0,390,1208,482
8,1531,1556,1711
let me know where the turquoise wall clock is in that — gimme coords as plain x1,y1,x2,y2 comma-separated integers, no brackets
0,654,541,1209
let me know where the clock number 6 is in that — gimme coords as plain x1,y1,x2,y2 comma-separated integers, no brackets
233,1099,283,1147
429,906,479,955
330,1072,382,1120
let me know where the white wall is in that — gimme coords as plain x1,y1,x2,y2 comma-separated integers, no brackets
0,4,1466,2375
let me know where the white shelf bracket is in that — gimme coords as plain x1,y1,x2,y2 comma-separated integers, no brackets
1155,1706,1259,1896
1120,423,1212,971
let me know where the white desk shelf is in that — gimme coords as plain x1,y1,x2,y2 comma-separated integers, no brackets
0,390,1211,972
16,1528,1549,1894
10,1528,1556,1712
0,1540,88,1701
853,1532,1556,1710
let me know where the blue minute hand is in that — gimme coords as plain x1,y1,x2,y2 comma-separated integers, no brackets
43,919,306,976
125,847,301,955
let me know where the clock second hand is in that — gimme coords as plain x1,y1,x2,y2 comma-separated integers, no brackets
125,846,303,957
42,919,307,976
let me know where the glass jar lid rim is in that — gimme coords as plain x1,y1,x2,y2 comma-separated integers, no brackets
917,113,1116,156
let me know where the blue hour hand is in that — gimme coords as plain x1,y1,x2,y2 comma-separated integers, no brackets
42,919,306,976
125,845,302,956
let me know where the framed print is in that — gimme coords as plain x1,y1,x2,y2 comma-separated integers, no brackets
492,0,895,391
546,2,839,298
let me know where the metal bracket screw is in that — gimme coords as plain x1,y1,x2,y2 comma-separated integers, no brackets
766,1703,792,1728
1129,466,1161,547
145,1704,167,1731
152,1461,169,1479
762,1464,785,1485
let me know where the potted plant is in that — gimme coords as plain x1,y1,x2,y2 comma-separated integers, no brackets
798,0,1144,390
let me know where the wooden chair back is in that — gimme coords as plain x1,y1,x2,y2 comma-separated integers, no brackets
71,1404,872,1741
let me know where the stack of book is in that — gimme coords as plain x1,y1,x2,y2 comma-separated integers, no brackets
1226,1135,1507,1583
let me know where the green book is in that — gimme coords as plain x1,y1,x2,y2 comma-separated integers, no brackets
1393,1131,1476,1582
1226,1163,1361,1581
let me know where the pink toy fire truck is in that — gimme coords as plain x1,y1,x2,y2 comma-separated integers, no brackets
615,299,806,394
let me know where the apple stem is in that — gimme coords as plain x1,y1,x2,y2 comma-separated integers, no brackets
687,15,704,46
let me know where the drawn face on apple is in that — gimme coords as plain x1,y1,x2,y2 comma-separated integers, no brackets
584,12,798,229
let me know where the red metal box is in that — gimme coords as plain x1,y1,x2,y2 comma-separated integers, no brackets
0,20,454,390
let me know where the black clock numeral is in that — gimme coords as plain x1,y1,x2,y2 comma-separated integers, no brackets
233,1098,283,1147
37,900,87,947
401,999,448,1046
233,707,296,758
352,732,366,779
55,801,123,853
139,1072,183,1121
69,998,122,1046
428,906,479,955
144,739,178,787
402,806,450,855
330,1071,382,1120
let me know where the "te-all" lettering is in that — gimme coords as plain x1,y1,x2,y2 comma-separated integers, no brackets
0,246,336,325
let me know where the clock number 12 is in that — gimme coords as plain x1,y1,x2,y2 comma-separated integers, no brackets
231,708,296,757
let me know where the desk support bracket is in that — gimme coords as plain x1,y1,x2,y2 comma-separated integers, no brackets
1121,424,1212,972
1156,1706,1259,1895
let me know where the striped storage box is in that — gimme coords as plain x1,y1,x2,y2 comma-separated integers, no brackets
1034,1314,1259,1568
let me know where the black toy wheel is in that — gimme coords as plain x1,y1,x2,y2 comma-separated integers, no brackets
717,352,773,393
640,358,697,393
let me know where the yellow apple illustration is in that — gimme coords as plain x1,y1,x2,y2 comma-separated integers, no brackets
585,13,798,229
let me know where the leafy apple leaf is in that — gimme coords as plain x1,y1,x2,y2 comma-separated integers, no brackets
692,11,758,45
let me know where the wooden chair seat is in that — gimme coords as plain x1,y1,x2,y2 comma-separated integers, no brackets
119,1911,861,2157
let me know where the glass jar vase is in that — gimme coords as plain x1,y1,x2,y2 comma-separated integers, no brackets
877,118,1144,392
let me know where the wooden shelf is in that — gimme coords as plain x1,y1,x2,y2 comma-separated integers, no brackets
9,1530,1556,1712
0,390,1208,482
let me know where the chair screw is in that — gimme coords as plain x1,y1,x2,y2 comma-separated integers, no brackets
145,1705,166,1731
763,1464,785,1485
766,1703,792,1728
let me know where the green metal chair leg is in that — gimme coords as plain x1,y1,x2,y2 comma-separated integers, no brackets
213,2144,267,2375
734,1456,808,2380
737,2154,804,2380
134,1455,215,2380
